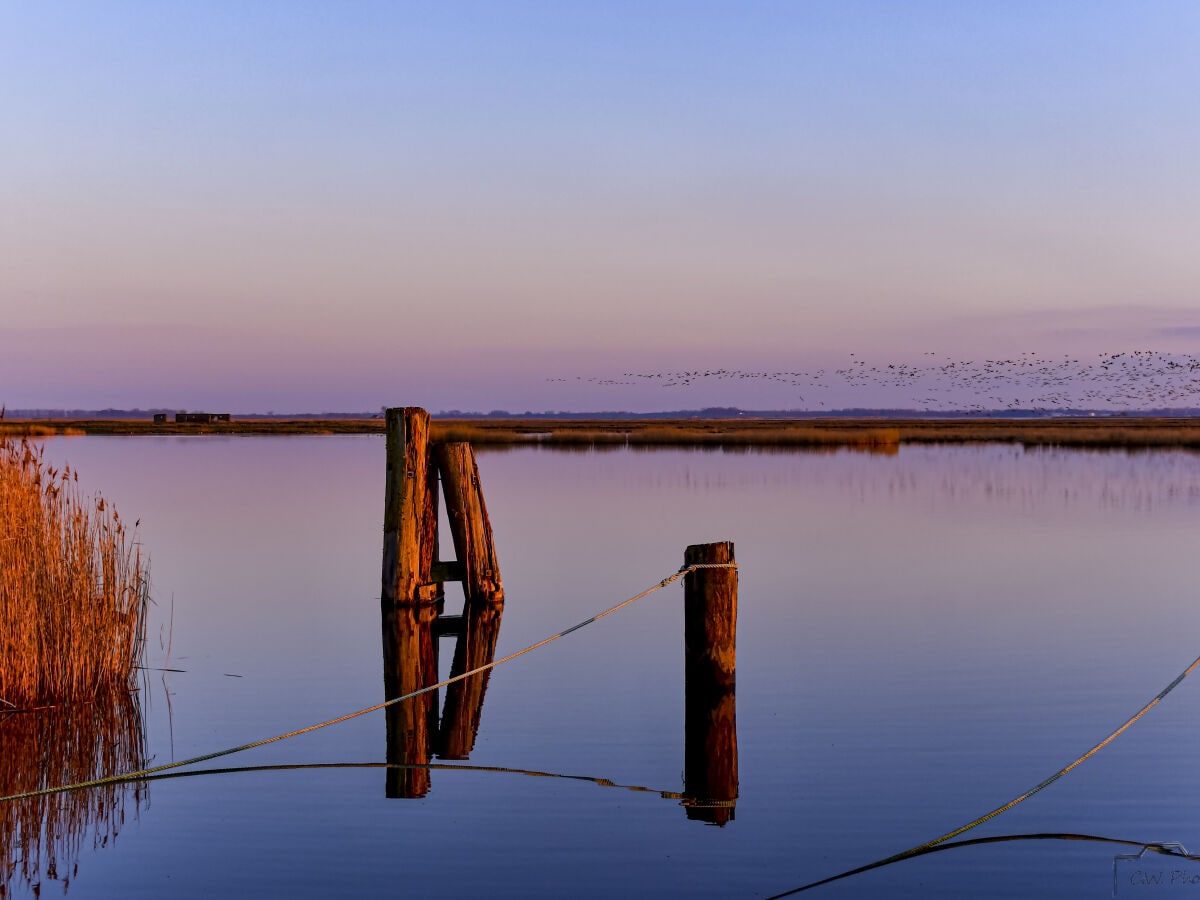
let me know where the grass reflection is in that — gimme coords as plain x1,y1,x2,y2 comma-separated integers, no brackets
0,689,147,894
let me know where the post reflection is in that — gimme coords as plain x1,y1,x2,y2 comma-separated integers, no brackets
382,602,439,799
382,593,506,796
435,599,504,760
381,586,740,821
0,689,148,894
683,687,738,825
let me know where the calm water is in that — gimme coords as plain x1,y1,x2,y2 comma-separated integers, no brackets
7,438,1200,898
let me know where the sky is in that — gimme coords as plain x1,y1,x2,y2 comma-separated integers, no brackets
3,2,1199,413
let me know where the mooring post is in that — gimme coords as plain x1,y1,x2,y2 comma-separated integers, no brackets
434,442,503,607
683,541,738,824
381,407,437,608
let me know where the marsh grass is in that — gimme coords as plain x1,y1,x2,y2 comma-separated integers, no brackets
4,415,1200,450
434,418,1200,451
0,437,148,706
431,420,902,451
0,690,148,893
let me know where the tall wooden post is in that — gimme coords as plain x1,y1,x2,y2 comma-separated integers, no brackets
381,407,438,609
683,541,738,824
435,442,503,606
381,417,508,794
381,407,440,798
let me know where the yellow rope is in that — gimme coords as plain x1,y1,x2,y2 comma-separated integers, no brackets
0,561,736,804
765,649,1200,898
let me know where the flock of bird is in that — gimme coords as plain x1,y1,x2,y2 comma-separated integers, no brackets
549,350,1200,411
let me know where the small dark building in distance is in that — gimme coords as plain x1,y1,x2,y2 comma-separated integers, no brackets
175,413,232,424
153,413,168,424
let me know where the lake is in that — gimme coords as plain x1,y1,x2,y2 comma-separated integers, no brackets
6,437,1200,898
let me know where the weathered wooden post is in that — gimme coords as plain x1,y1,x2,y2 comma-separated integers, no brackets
434,442,503,606
683,541,738,824
381,415,509,791
381,407,438,609
381,407,440,798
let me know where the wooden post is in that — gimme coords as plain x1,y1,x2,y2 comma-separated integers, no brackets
683,541,738,824
383,602,439,798
434,601,504,759
381,407,438,609
434,442,503,607
381,407,439,798
381,418,508,788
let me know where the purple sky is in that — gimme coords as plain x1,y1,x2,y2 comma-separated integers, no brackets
3,3,1199,413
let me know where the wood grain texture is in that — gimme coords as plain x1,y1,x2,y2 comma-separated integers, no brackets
435,442,504,606
381,407,437,608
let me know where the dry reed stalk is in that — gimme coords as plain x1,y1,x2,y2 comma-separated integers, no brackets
0,437,148,706
0,424,58,437
0,690,148,893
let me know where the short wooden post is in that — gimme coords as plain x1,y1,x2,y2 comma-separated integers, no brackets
683,541,738,824
435,442,503,607
434,601,504,760
381,407,438,608
383,603,439,798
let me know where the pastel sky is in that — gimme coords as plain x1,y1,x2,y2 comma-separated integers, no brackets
3,2,1199,413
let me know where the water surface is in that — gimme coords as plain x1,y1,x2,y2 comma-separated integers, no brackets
7,439,1200,898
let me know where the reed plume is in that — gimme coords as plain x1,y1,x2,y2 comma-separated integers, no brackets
0,437,149,706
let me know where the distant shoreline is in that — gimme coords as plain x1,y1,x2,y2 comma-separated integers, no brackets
5,416,1200,449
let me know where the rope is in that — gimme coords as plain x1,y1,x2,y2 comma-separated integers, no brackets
765,649,1200,898
0,561,736,804
113,760,689,800
767,832,1198,897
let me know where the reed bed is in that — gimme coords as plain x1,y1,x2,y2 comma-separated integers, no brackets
6,415,1200,450
0,690,148,894
0,437,148,706
628,425,902,449
437,417,1200,451
433,421,903,453
432,420,903,449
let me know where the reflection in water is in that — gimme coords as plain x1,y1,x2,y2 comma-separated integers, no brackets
380,580,739,817
382,603,439,799
0,690,147,895
382,593,506,797
765,833,1200,898
138,760,689,801
683,685,737,826
382,583,740,820
435,600,504,760
25,437,1200,895
514,444,1200,513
